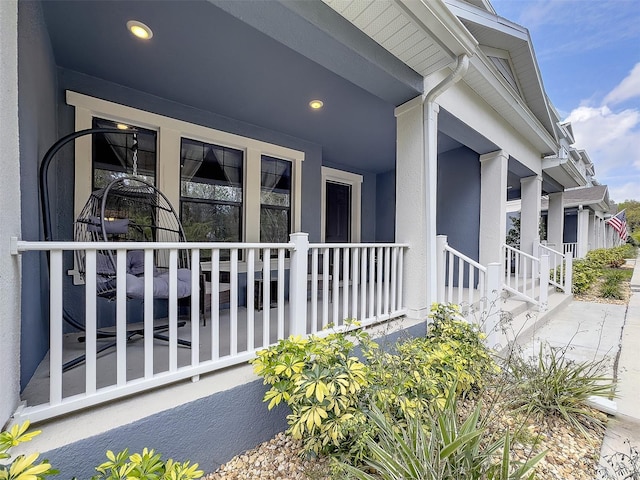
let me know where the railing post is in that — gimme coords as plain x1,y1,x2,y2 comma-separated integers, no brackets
565,251,573,295
539,254,549,311
436,235,447,303
485,262,501,349
289,232,309,336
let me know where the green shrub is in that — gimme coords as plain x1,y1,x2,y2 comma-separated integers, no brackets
250,322,372,456
0,421,57,480
92,448,203,480
335,394,546,480
252,305,499,462
586,247,626,268
505,342,614,437
571,259,598,294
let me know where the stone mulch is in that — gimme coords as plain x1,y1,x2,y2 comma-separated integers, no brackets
574,262,634,305
204,397,606,480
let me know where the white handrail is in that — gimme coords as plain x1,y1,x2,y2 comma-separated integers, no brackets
503,243,547,309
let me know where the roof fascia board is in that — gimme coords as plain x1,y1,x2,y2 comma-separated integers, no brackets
469,54,557,153
444,0,528,40
542,157,588,188
397,0,479,57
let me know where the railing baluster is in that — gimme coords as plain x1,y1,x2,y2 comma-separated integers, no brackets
322,247,330,329
332,248,340,324
263,248,271,346
342,247,350,323
398,248,404,312
190,249,200,369
84,250,97,394
384,247,390,314
247,248,255,351
391,247,397,313
278,248,285,338
230,249,238,356
447,251,454,303
49,249,63,405
144,249,154,379
352,248,359,320
376,247,383,318
211,249,220,360
169,248,178,372
457,256,463,306
368,248,375,319
311,248,318,333
468,264,474,311
116,248,127,385
360,248,367,320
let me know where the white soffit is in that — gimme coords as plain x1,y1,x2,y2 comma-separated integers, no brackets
321,0,456,77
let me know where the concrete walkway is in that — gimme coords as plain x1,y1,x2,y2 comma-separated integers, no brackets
519,256,640,471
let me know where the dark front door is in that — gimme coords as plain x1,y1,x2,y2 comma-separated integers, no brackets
325,181,351,243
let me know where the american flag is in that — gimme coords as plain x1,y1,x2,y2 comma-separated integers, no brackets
608,210,628,240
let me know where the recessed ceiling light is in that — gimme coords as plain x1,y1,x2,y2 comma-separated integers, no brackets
127,20,153,40
116,123,129,130
309,100,324,110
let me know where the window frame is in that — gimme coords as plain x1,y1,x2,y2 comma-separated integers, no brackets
321,166,362,243
67,91,304,247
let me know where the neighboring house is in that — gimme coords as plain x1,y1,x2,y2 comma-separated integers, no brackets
0,0,592,476
507,135,618,259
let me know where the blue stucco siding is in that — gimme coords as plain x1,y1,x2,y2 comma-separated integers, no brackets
376,170,396,242
437,147,481,288
18,0,59,389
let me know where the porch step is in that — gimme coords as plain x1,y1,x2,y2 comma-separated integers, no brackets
494,290,574,353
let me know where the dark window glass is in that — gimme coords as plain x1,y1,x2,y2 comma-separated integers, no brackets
180,138,244,244
260,156,291,243
92,118,157,189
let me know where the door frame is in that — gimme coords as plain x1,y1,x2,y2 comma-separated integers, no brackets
321,166,362,243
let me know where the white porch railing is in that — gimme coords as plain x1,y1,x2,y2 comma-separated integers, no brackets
539,243,573,295
563,242,578,257
503,244,549,310
436,235,487,317
11,235,407,423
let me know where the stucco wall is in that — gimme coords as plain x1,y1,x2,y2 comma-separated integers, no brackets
0,0,21,427
437,146,481,263
376,170,396,242
17,0,59,390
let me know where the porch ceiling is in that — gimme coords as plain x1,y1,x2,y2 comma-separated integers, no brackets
39,0,424,174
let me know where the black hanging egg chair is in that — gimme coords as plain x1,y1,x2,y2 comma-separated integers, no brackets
39,127,193,371
74,176,192,300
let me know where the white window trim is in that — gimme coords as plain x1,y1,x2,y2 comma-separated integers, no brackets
67,90,304,241
321,166,362,243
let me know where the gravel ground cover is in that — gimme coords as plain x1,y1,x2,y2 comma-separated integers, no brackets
204,395,606,480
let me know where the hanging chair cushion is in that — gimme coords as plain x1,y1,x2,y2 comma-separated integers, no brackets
125,268,192,299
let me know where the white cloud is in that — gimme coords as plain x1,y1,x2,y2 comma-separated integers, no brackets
565,81,640,202
604,63,640,106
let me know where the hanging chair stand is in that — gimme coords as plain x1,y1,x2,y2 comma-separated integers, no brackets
39,128,192,372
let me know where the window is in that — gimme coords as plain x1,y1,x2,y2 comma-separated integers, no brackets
67,91,304,256
180,138,244,243
260,156,291,243
92,118,157,189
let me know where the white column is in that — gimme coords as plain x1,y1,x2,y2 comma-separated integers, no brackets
395,97,430,319
520,175,542,256
588,211,596,252
577,207,590,258
479,150,508,266
0,0,21,426
547,192,564,251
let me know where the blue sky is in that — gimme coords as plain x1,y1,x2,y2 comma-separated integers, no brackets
491,0,640,203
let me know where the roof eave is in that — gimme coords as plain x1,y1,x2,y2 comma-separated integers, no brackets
542,157,588,189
